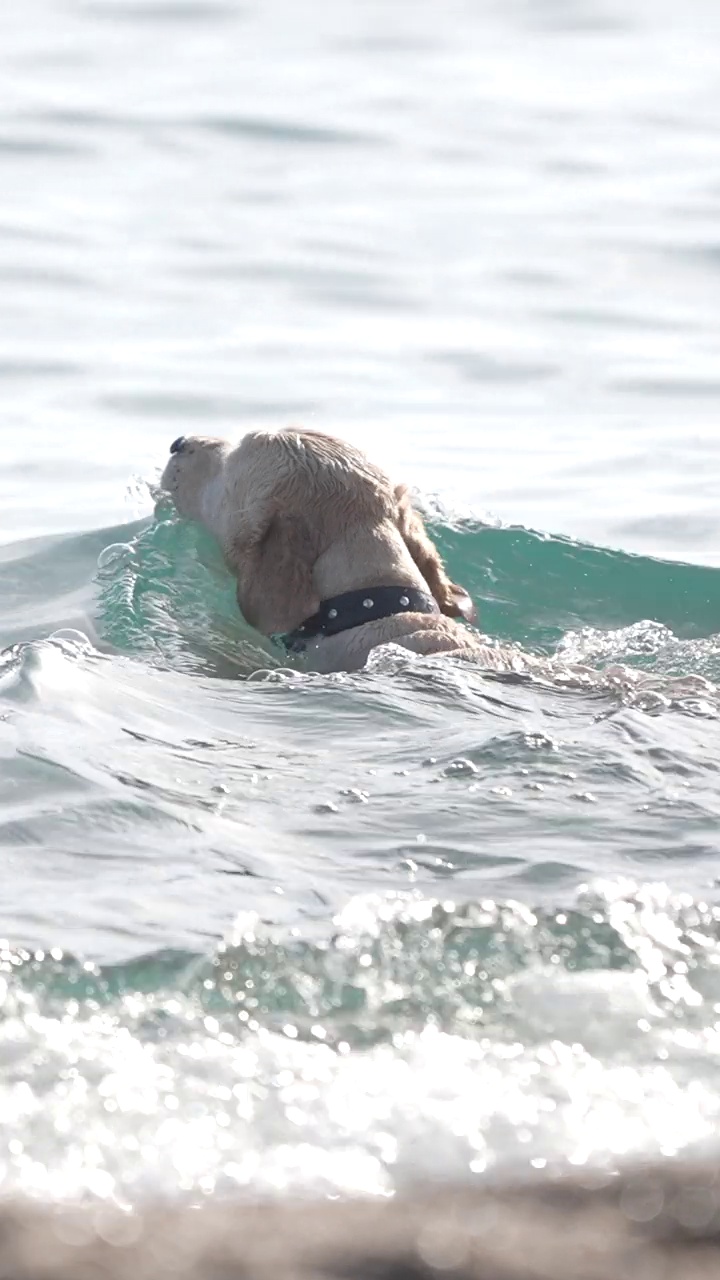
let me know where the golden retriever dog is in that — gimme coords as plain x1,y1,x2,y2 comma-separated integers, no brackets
160,428,522,674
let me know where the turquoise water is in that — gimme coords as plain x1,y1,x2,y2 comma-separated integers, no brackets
3,0,720,1205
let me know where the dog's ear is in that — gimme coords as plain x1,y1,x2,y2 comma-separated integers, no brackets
394,485,477,623
231,514,320,636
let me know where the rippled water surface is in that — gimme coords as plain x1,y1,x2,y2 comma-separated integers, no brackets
2,0,720,1207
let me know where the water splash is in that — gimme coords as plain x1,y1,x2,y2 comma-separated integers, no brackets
1,882,720,1203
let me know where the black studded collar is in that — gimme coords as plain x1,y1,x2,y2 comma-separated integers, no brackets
280,585,439,654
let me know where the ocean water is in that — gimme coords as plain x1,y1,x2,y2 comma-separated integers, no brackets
2,0,720,1207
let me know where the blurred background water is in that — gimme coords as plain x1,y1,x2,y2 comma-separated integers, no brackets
2,0,720,1208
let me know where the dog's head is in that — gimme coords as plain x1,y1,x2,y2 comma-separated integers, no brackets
162,428,476,634
161,435,229,524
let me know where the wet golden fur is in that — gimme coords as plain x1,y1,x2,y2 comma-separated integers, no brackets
161,428,489,673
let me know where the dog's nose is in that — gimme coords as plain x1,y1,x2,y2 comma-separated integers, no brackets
169,436,187,454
